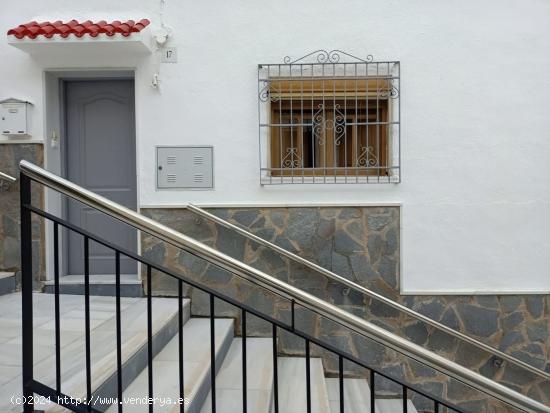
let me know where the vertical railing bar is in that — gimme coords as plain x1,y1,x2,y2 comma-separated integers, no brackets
402,385,408,413
370,369,375,413
84,237,91,412
291,299,295,331
386,61,391,181
267,64,273,185
278,64,283,184
376,62,380,183
290,60,294,182
322,64,326,183
258,64,264,185
147,265,153,413
311,63,315,180
272,324,279,413
115,251,123,413
434,400,439,413
365,61,369,180
305,339,311,413
242,309,247,413
332,62,336,178
210,294,216,413
178,280,184,413
53,222,61,394
338,355,344,413
397,62,401,182
20,173,34,413
353,63,362,183
300,63,305,183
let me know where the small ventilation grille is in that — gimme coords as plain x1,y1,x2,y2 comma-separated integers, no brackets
193,174,204,183
167,174,177,183
193,155,204,165
167,156,177,165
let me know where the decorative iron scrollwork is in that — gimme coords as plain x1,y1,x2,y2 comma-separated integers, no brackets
312,104,347,146
378,85,400,99
283,49,374,65
313,106,325,146
259,81,281,103
332,105,346,146
281,147,302,168
357,146,378,167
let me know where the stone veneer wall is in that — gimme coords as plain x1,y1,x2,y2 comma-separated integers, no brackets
141,207,549,411
0,144,44,285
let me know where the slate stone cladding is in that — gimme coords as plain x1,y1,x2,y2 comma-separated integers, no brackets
0,144,44,286
142,207,548,411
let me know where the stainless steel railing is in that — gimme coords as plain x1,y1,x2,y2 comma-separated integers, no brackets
0,171,17,183
19,160,550,413
187,203,550,383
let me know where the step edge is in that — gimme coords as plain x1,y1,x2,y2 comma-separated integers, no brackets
182,318,235,413
45,298,190,412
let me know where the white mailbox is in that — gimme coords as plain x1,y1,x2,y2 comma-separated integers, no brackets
0,98,32,136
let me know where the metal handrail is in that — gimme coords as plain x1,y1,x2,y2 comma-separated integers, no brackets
19,160,550,413
0,171,16,183
187,203,550,383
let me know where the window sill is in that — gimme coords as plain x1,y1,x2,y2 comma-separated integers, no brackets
260,174,400,185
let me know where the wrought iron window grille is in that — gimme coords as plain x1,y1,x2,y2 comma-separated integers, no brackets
258,49,400,184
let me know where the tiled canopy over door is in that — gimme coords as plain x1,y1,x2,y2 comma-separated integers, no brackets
65,80,137,275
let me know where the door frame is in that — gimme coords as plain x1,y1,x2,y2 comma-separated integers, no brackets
44,69,140,280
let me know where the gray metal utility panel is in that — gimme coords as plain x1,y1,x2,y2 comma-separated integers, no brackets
156,146,214,189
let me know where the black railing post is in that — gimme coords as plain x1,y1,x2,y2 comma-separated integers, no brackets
290,299,295,331
272,324,279,413
84,237,92,412
115,251,123,412
178,279,184,413
210,294,216,413
305,339,311,413
241,309,247,413
338,355,344,413
20,173,34,412
53,222,61,395
370,369,375,413
147,265,153,413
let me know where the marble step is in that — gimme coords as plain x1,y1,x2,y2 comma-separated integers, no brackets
278,357,331,413
5,295,189,412
107,317,234,413
376,399,419,413
326,378,419,413
326,378,373,413
200,338,274,413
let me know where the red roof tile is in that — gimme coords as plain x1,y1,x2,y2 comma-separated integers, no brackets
7,19,150,39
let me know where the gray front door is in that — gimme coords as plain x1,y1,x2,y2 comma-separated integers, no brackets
65,80,137,275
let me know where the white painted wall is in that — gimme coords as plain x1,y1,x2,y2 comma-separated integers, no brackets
1,0,549,293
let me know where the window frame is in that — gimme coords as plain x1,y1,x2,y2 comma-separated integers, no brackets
258,50,400,184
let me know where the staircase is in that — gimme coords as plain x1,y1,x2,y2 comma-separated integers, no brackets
0,291,421,413
16,161,550,413
110,318,422,413
16,291,418,412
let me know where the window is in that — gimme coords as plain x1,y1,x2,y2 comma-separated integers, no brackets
259,50,400,184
